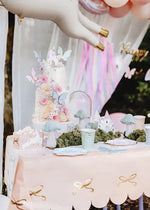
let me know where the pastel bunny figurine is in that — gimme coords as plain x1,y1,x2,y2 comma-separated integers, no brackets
0,0,109,50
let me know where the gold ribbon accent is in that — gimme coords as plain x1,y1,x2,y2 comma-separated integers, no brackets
72,178,94,195
29,185,46,201
11,198,27,210
118,173,137,187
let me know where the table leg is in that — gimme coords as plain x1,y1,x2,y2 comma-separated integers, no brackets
139,195,144,210
103,205,107,210
117,205,121,210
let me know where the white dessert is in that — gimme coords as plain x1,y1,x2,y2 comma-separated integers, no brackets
13,127,42,149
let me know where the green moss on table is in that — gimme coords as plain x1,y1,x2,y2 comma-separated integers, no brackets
128,129,146,142
56,129,121,148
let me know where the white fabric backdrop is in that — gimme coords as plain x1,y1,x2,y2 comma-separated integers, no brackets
12,9,149,131
0,7,8,192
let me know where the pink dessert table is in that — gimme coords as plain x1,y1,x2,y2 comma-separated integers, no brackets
6,136,150,210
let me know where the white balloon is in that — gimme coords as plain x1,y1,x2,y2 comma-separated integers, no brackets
1,0,109,50
104,0,129,8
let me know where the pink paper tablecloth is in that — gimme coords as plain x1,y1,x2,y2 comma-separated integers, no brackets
8,145,150,210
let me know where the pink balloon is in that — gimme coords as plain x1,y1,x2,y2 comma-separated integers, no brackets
104,0,129,8
109,1,132,18
130,0,150,5
79,0,109,15
131,3,150,19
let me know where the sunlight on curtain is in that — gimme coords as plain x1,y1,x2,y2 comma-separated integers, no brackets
0,7,8,192
12,9,149,130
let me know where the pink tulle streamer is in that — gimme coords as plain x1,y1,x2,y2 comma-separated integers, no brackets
76,38,119,115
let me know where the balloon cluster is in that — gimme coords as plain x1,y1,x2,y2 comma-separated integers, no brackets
79,0,150,19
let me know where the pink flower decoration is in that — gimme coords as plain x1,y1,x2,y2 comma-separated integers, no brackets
41,75,48,83
55,85,62,93
40,98,48,105
64,108,68,115
53,115,58,121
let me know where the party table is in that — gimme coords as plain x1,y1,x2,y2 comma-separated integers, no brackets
5,136,150,210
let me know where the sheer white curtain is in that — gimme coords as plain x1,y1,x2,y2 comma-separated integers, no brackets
12,8,149,131
0,7,8,192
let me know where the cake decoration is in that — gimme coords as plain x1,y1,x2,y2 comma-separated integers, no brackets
97,111,114,133
120,114,136,136
43,121,61,148
26,48,72,125
13,127,42,149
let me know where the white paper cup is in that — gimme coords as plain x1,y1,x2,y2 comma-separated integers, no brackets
134,115,145,130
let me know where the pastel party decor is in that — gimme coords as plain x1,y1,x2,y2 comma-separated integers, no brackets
134,115,145,130
53,147,87,156
120,114,136,136
69,91,92,118
109,1,132,18
7,139,150,210
0,0,109,49
131,3,150,20
78,0,150,20
97,111,114,132
27,48,71,126
76,39,119,114
104,0,129,8
124,67,136,79
145,125,150,145
43,121,60,148
79,0,109,15
120,42,149,62
13,127,42,149
81,128,95,151
105,138,136,146
74,109,90,128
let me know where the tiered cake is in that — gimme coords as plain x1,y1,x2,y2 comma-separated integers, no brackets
26,47,74,132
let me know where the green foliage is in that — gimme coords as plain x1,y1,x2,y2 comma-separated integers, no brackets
128,82,150,103
56,129,121,147
95,129,121,143
56,129,82,148
128,129,146,142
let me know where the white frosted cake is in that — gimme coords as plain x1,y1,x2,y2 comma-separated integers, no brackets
27,47,74,132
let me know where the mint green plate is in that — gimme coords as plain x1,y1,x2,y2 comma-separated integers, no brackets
53,147,87,156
